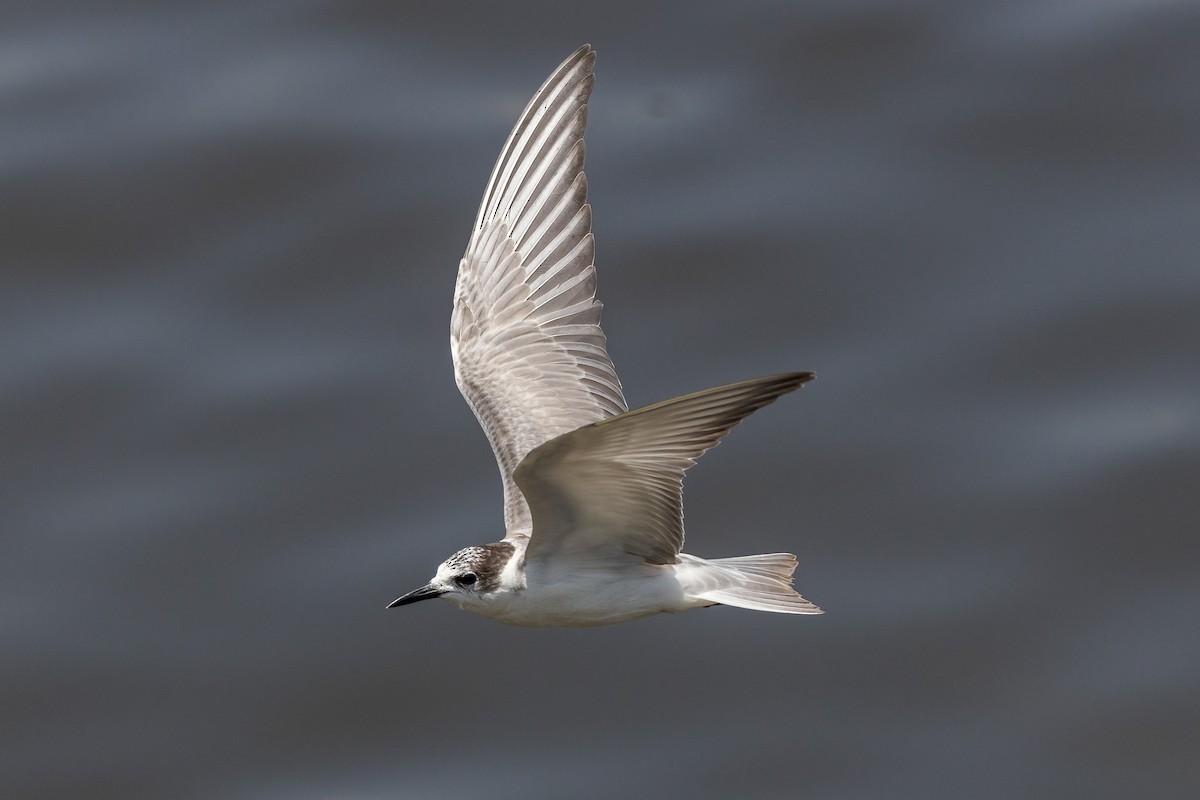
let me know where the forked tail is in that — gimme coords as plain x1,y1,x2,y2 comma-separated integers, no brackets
682,553,823,615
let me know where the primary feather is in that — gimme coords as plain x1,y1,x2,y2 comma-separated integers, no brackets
452,44,626,535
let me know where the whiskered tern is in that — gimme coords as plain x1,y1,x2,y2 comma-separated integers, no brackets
389,45,822,626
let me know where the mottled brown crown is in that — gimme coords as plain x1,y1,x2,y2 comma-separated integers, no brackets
443,541,515,590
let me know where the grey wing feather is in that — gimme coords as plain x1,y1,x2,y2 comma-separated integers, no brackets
452,44,627,535
514,373,814,564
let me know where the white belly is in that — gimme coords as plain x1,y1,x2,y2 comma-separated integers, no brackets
446,560,709,627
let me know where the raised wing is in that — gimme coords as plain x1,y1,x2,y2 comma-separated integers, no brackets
452,45,627,535
514,373,814,565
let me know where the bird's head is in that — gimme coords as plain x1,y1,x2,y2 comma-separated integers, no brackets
387,541,517,611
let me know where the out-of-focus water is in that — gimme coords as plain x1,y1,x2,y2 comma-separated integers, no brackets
3,2,1198,798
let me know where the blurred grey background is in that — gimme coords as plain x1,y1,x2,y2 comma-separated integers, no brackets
3,1,1198,798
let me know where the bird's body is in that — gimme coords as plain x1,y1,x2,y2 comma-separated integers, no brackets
389,45,822,627
442,537,691,628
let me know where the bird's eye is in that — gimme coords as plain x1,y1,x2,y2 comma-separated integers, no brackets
457,572,477,586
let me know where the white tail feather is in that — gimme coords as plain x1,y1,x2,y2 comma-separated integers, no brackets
681,553,823,615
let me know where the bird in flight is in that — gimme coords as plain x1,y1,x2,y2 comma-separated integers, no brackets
389,45,822,626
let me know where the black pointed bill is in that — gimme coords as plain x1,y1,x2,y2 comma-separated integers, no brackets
387,584,445,608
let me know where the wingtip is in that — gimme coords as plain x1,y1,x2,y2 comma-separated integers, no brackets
760,371,816,395
571,44,597,70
